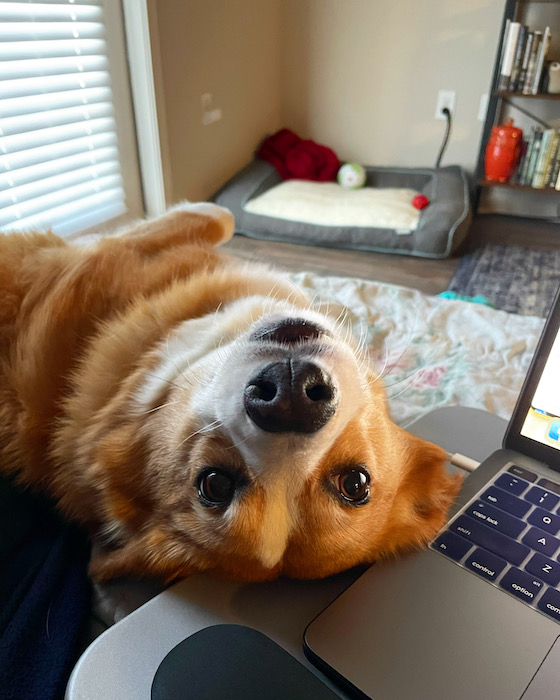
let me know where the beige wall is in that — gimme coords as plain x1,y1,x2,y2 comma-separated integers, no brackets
152,0,282,203
280,0,504,173
152,0,505,203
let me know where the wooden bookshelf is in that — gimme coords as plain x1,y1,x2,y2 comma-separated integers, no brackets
478,178,560,193
474,0,560,216
494,91,560,100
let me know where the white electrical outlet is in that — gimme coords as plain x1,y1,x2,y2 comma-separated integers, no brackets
435,90,456,120
200,93,222,126
202,108,222,126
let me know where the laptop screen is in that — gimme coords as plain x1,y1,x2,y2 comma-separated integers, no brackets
520,327,560,451
506,286,560,469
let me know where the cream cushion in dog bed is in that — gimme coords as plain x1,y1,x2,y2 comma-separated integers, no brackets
244,180,420,231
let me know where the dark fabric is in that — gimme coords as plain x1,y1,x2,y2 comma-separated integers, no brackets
0,476,91,700
257,129,340,182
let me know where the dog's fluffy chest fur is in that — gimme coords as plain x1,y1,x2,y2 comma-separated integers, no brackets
0,203,461,583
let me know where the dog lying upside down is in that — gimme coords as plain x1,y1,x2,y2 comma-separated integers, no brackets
0,203,462,583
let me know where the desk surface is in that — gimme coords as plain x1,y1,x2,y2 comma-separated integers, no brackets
66,407,507,700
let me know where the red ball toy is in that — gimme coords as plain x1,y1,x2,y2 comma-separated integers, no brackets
412,194,430,210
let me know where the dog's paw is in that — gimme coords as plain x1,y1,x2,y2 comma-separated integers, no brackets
170,201,235,244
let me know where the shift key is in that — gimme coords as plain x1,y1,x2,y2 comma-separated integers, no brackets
451,514,530,566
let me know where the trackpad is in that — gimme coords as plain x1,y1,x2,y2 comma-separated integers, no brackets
522,636,560,699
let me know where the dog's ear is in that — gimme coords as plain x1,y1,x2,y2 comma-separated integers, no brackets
88,529,196,583
381,430,463,556
88,425,200,583
90,424,153,530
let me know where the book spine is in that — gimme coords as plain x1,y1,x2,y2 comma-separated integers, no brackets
548,136,560,187
514,138,530,184
523,31,543,94
519,129,536,185
497,18,511,85
499,22,521,90
517,32,534,93
556,160,560,190
525,128,543,184
532,26,551,94
509,26,528,91
532,129,554,188
544,131,560,186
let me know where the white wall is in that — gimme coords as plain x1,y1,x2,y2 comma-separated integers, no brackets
151,0,506,202
152,0,282,203
280,0,505,173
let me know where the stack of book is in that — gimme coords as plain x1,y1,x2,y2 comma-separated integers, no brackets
514,128,560,189
497,21,551,94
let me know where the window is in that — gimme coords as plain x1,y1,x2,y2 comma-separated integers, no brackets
0,0,144,237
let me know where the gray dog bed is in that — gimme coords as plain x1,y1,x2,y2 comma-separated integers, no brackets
213,159,471,259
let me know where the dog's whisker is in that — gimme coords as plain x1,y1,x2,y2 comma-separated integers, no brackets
163,338,195,388
385,371,424,401
369,338,390,386
378,305,421,381
144,400,181,415
178,419,223,448
226,433,254,450
383,342,446,390
143,371,184,392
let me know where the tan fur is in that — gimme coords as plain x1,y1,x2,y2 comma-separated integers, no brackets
0,203,462,583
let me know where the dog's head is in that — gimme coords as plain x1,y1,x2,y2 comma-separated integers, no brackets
86,284,462,583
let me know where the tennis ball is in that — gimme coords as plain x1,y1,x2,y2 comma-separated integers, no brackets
337,163,367,189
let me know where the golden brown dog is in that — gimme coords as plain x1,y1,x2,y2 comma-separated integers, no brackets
0,203,462,583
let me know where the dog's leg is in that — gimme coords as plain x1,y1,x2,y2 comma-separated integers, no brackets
112,202,235,254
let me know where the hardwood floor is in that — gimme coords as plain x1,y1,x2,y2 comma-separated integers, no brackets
222,214,560,296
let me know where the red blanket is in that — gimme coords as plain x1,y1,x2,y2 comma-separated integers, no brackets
257,129,340,182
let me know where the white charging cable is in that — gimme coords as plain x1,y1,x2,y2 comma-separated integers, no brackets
446,452,481,473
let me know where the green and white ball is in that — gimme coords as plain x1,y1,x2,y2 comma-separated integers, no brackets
337,163,366,189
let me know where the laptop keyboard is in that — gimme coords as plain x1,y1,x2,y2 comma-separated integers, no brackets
431,464,560,624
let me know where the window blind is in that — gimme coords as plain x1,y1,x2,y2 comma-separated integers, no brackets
0,0,134,237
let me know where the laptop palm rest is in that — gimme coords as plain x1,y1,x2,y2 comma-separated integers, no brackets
521,635,560,699
304,551,559,700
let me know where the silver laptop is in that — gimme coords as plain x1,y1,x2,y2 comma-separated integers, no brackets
304,286,560,700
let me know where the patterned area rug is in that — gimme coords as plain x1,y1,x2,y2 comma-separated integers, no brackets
447,244,560,317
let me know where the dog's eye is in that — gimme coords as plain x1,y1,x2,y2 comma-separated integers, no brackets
337,468,370,504
197,469,236,507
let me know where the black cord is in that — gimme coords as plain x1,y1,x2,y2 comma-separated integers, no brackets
435,107,452,168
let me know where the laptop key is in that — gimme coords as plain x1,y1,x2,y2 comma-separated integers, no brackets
522,527,560,557
525,486,560,511
537,587,560,623
465,547,507,582
525,553,560,587
508,464,538,482
528,507,560,535
495,473,529,496
499,567,544,603
480,486,531,518
537,478,560,496
451,515,530,566
432,531,472,561
467,501,526,539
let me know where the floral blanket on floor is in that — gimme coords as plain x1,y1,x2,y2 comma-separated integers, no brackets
289,272,545,428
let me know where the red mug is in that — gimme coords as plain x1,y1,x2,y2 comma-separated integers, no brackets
484,118,523,183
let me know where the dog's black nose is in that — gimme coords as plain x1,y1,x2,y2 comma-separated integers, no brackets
244,360,337,433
